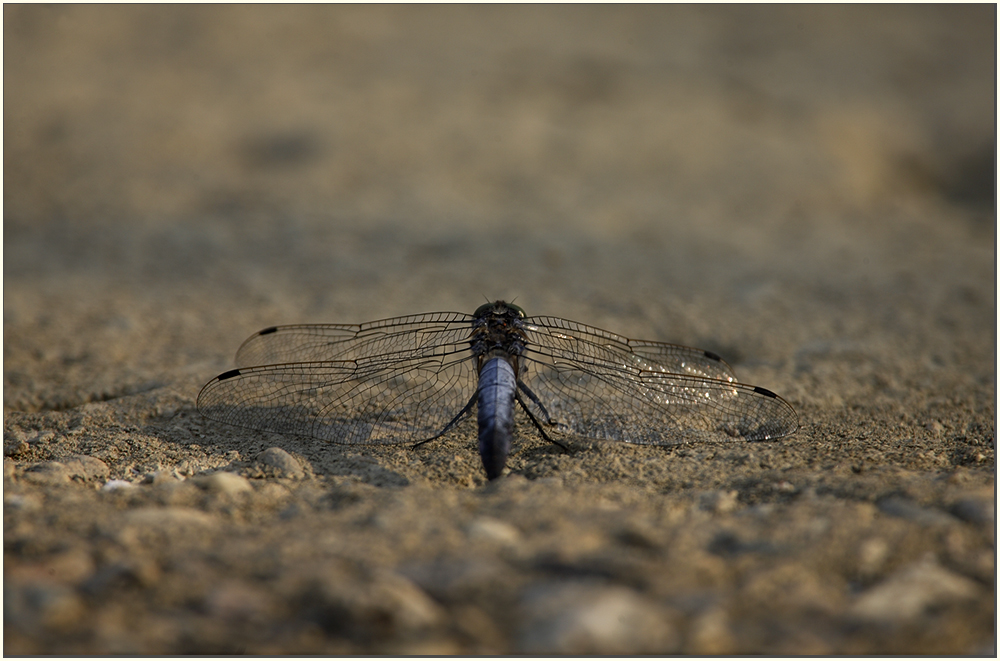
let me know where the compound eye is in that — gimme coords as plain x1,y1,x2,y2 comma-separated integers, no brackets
507,302,526,318
473,302,494,318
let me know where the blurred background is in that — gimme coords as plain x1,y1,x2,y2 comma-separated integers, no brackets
2,7,995,654
3,4,995,409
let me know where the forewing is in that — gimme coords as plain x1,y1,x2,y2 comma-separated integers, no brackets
234,312,475,367
518,326,797,444
197,349,479,444
627,340,737,381
524,316,737,382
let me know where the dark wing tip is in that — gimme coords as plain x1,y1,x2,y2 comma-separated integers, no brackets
752,386,778,398
216,369,243,381
258,326,278,336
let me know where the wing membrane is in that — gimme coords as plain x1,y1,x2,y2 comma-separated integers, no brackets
234,312,475,367
519,357,796,444
524,316,737,382
517,319,796,444
199,345,479,445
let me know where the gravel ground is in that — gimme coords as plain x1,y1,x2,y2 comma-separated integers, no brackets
3,5,995,654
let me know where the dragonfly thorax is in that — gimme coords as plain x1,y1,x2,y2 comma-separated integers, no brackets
470,301,528,376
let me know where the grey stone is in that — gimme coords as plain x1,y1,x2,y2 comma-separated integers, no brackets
61,454,110,482
686,606,737,655
83,559,162,594
256,447,305,479
3,429,28,444
3,430,30,457
310,570,444,642
850,555,981,622
5,580,85,633
23,461,70,485
28,431,56,445
518,581,679,654
401,556,507,603
3,440,29,457
193,471,253,495
202,580,276,622
23,455,108,484
3,493,41,512
877,496,959,526
950,497,994,526
142,470,182,485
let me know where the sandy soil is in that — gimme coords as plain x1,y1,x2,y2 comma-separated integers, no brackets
3,5,995,654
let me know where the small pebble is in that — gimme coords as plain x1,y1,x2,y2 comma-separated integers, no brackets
193,471,253,495
467,517,521,545
877,497,958,526
925,420,945,435
4,493,41,512
6,580,85,632
124,507,215,530
61,455,110,482
699,490,739,514
857,537,890,576
950,497,994,526
3,429,28,444
102,479,135,492
4,440,29,457
142,470,182,485
518,581,678,654
687,606,736,655
256,447,305,479
774,480,797,493
401,557,506,602
20,549,96,584
616,524,662,551
22,461,70,485
367,572,444,633
850,555,980,622
203,581,275,621
21,455,109,484
83,558,162,594
309,570,444,640
28,431,56,445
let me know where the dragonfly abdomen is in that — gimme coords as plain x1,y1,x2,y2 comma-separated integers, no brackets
477,356,517,479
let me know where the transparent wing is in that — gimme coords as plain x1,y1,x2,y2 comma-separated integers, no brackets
200,309,796,447
628,340,736,381
524,316,737,382
233,312,476,367
519,318,797,444
198,319,479,444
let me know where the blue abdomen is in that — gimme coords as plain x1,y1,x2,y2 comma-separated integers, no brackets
477,357,517,480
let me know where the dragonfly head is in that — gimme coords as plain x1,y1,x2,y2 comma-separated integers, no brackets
474,300,526,319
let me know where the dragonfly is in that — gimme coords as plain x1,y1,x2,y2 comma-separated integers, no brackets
197,301,798,480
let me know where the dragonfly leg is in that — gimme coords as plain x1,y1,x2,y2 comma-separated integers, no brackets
515,392,568,452
517,382,555,423
411,393,477,449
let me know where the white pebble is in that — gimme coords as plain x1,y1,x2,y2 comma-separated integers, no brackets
467,517,521,545
102,479,135,492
